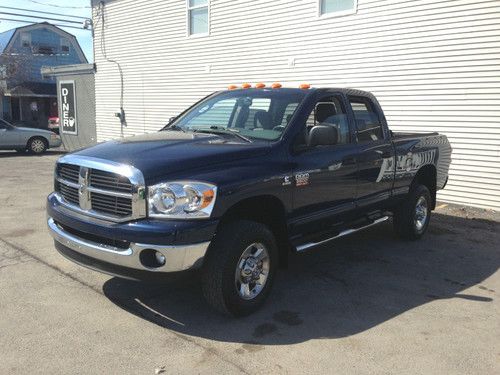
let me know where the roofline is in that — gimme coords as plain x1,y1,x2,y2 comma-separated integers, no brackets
7,22,78,39
41,63,95,76
218,87,374,96
2,22,88,63
4,93,56,98
0,29,16,53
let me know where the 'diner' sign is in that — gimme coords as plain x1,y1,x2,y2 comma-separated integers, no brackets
59,80,77,135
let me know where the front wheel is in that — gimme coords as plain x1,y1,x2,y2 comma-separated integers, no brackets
28,137,48,154
201,220,278,317
393,184,432,240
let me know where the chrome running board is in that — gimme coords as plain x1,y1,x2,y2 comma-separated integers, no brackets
296,216,389,252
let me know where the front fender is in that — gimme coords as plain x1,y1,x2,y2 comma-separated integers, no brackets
189,153,293,219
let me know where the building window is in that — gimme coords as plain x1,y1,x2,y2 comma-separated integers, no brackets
187,0,209,36
60,38,70,52
319,0,357,17
21,32,31,48
35,45,55,55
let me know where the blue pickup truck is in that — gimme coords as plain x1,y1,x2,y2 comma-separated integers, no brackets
47,85,451,316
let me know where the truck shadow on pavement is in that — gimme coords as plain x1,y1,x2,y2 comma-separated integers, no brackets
102,213,499,345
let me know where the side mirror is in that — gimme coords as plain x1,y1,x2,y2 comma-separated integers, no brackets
161,116,178,131
308,125,338,147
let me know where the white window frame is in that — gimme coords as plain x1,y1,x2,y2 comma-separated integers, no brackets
60,38,70,53
186,0,210,37
318,0,358,18
20,32,31,48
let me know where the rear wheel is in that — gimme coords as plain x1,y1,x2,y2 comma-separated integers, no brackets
393,184,431,240
201,220,278,316
28,137,48,154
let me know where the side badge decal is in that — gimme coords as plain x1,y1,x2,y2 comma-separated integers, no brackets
282,176,292,186
295,173,310,187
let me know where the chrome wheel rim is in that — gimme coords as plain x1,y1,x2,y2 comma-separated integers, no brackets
235,242,270,300
31,139,45,153
414,196,428,232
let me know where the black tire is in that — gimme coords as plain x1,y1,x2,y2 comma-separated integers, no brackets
393,184,432,240
28,137,48,154
201,220,278,317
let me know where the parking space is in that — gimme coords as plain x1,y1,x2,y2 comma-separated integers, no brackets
0,151,499,374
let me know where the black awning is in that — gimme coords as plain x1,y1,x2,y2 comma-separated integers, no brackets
5,82,56,97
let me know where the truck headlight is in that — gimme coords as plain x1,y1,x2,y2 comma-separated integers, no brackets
148,181,216,219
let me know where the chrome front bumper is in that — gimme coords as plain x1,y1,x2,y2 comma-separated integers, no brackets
47,217,210,273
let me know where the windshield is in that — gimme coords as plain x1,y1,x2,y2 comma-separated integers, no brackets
168,89,308,141
0,119,14,129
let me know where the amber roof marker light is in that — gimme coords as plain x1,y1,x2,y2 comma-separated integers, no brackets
241,83,252,89
299,83,311,89
255,82,266,89
228,84,238,90
271,82,282,89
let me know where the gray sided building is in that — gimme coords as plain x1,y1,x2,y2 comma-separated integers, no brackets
90,0,500,210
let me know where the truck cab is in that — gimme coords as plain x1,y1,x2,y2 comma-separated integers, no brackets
47,85,451,316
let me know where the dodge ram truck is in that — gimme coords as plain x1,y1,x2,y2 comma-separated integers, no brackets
47,85,452,316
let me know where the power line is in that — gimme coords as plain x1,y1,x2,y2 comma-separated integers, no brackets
0,17,90,31
0,6,88,20
27,0,91,9
0,11,83,24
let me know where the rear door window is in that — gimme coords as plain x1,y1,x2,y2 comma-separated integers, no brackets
348,96,384,142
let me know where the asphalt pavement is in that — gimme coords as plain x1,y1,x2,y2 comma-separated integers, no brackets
0,150,498,374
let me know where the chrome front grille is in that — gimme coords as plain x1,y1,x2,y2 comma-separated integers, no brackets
58,182,79,206
54,155,146,222
89,169,132,193
57,164,80,184
90,191,133,216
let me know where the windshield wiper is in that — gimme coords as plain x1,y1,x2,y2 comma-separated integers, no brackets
163,124,186,132
193,126,252,143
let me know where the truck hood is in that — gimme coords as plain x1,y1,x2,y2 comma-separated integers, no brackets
73,131,271,183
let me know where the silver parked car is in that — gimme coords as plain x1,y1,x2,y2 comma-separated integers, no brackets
0,119,62,154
